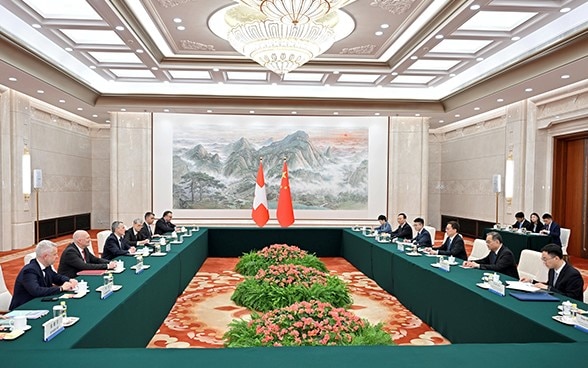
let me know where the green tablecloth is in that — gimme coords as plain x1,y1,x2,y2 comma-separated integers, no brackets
0,231,208,350
483,228,552,262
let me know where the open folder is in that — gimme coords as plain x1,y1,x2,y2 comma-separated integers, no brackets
509,291,559,301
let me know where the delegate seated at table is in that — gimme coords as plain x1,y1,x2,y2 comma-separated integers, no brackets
412,217,432,247
512,211,532,231
155,210,176,235
424,221,467,260
462,232,519,279
520,243,584,301
10,240,78,310
140,211,157,239
540,213,561,246
58,230,117,278
390,213,413,240
102,221,137,260
374,214,392,234
529,212,544,233
124,218,150,247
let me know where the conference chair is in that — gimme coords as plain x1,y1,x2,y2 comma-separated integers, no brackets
584,287,588,304
0,265,12,312
518,249,549,283
97,230,111,255
23,251,36,265
560,228,571,258
468,239,490,261
424,226,436,244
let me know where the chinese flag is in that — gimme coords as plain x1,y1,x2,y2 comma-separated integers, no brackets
276,160,295,227
252,160,269,227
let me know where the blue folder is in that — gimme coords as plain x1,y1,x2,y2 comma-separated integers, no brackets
509,291,560,301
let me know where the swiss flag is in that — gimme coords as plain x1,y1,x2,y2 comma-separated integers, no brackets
251,159,269,227
276,160,295,227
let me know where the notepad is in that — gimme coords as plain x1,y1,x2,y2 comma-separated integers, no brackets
77,269,106,276
509,291,559,301
5,310,49,319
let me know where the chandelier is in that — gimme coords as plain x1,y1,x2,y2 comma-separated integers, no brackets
209,4,355,75
238,0,356,25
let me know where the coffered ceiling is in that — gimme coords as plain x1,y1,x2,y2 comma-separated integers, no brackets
0,0,587,126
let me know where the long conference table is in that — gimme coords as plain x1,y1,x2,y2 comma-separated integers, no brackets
2,228,587,367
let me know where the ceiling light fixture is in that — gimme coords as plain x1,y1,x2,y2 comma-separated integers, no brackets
212,4,354,75
239,0,356,25
115,26,124,31
9,77,17,82
32,23,41,28
561,74,570,79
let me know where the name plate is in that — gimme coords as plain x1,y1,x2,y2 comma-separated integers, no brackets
575,314,588,333
438,261,450,272
43,316,65,342
135,261,144,274
397,242,404,252
166,242,171,252
488,280,505,296
101,281,113,299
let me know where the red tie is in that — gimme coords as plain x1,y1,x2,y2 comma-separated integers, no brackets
81,249,86,262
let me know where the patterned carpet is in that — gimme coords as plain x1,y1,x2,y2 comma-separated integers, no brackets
147,256,451,348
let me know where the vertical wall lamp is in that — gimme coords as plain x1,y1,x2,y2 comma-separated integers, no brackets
504,150,514,204
23,146,31,200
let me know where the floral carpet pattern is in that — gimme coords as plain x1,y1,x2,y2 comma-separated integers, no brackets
147,257,451,348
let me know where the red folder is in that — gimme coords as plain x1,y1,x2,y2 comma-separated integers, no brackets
77,269,106,276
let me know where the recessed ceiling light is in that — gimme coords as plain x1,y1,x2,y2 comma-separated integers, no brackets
8,77,17,82
439,120,444,123
435,34,444,39
291,111,297,114
77,107,83,111
560,7,571,13
380,24,389,29
449,73,456,77
92,114,98,118
454,114,460,117
497,98,504,102
163,109,170,112
391,72,398,76
525,88,533,92
121,108,126,111
115,26,124,31
207,110,212,113
36,90,44,94
470,4,481,10
213,68,219,72
555,115,560,119
59,99,65,103
89,65,96,69
410,55,418,60
174,18,182,23
561,74,570,79
476,57,484,61
333,112,339,115
177,26,186,31
511,36,521,41
474,107,480,111
65,47,73,52
249,110,255,114
106,119,111,123
415,113,420,117
333,70,339,74
136,49,144,53
375,31,383,36
151,67,158,70
374,113,380,116
32,23,41,29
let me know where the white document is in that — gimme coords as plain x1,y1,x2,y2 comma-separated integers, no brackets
505,281,541,293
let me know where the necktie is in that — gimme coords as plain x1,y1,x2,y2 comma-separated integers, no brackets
81,249,86,262
447,237,452,251
489,252,497,264
553,271,559,286
119,237,124,249
44,267,52,287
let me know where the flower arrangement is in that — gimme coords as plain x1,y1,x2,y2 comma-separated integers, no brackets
224,300,393,347
235,244,327,276
231,264,352,311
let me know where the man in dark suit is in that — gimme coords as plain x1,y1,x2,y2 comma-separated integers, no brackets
512,212,532,231
520,243,584,300
463,232,519,279
390,213,413,240
424,221,467,260
103,221,137,260
125,218,150,247
58,230,117,278
155,210,176,235
10,240,77,310
540,213,561,246
139,211,157,240
412,217,432,247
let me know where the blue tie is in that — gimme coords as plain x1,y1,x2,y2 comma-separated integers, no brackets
489,252,497,264
447,237,452,251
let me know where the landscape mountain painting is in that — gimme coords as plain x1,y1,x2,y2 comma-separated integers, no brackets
171,120,370,211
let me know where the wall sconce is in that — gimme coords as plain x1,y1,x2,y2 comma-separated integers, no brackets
23,146,31,200
504,151,514,204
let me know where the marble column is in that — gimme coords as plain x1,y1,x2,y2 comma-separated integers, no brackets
388,116,429,226
109,112,152,226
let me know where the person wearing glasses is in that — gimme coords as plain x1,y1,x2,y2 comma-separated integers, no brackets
390,213,413,240
520,243,583,301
